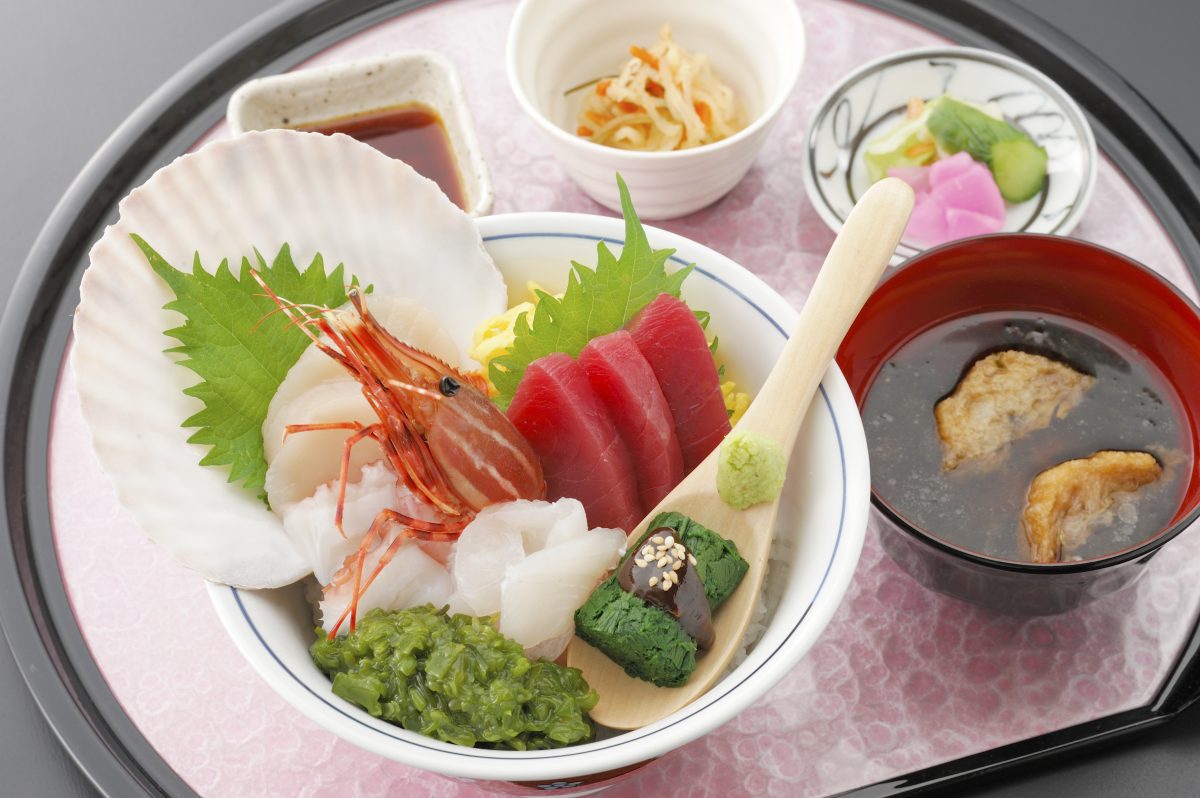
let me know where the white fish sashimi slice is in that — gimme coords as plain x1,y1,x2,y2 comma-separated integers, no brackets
263,296,464,510
281,460,395,585
499,529,625,658
469,498,589,553
450,519,526,617
73,130,507,589
320,539,454,635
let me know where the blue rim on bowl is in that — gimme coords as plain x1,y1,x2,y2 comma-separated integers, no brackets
802,46,1098,262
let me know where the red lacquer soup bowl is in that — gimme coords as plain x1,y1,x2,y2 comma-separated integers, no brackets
837,234,1200,615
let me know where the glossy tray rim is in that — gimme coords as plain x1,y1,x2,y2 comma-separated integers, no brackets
1,1,1199,797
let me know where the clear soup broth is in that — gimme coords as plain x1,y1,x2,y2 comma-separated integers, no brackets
864,311,1191,562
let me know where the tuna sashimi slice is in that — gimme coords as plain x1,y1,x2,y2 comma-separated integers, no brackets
946,207,1004,239
507,353,642,531
580,330,685,511
627,294,731,471
929,151,977,187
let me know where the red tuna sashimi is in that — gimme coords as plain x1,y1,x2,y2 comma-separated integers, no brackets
507,353,642,531
580,330,685,511
627,294,731,471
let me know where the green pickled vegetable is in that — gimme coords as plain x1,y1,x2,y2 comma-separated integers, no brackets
574,513,748,687
863,113,937,183
989,138,1049,202
311,606,597,749
926,96,1048,202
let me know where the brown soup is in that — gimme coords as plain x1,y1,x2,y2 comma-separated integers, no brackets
299,104,467,210
863,311,1191,562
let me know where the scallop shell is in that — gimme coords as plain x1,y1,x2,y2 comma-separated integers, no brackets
72,130,507,588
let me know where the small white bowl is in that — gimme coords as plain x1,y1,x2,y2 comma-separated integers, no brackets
803,46,1097,262
506,0,805,220
207,211,869,793
227,52,494,216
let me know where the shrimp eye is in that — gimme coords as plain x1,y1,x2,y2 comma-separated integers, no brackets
439,376,461,396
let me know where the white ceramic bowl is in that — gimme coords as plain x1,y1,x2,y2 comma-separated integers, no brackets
803,46,1097,262
207,211,869,795
506,0,805,220
227,52,494,216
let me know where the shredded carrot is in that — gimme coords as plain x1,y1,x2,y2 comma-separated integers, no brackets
694,101,712,128
577,125,594,137
618,101,640,114
646,80,665,98
629,44,659,70
905,141,936,158
584,110,612,125
596,79,612,97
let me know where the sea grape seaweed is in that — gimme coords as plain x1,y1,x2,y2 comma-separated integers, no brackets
311,605,596,749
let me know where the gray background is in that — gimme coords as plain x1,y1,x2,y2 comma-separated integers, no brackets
2,0,1199,796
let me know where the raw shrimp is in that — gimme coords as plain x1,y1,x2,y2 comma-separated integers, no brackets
255,275,545,635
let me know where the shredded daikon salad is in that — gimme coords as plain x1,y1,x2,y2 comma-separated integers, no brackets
575,24,746,151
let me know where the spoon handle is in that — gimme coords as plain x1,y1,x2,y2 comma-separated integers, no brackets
737,177,913,447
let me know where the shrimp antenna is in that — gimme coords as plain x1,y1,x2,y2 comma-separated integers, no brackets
248,269,325,347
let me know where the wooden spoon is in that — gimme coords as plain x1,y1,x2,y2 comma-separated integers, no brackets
567,177,914,730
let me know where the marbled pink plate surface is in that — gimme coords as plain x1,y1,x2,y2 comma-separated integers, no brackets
49,0,1199,796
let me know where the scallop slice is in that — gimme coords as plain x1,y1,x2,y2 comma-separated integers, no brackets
73,130,507,588
263,296,463,509
262,296,462,463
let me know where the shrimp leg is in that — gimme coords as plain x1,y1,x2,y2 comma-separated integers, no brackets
327,506,468,637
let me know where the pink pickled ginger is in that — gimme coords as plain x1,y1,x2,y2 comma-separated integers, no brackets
888,152,1004,247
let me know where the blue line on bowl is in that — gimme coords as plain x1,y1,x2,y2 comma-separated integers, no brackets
231,230,847,760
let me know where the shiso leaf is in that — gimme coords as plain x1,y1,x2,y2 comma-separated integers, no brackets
135,236,357,503
488,174,694,409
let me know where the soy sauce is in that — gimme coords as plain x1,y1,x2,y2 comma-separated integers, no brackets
864,312,1190,561
300,105,467,210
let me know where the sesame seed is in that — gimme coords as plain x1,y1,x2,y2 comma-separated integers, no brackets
635,558,646,568
688,554,697,565
672,560,682,571
652,535,664,544
664,535,674,547
674,544,685,557
657,556,670,568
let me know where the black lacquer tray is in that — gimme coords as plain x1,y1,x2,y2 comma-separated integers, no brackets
3,1,1200,796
